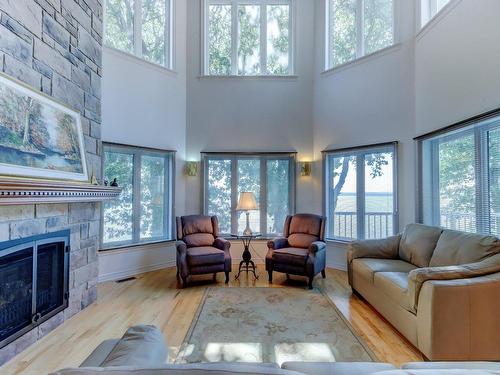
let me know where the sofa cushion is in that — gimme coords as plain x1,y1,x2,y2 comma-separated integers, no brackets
187,247,225,267
52,364,303,375
184,233,215,247
289,214,322,236
287,234,318,249
80,340,120,367
352,258,417,283
429,230,500,267
281,362,397,375
100,325,167,367
273,247,309,267
402,362,500,371
374,272,411,311
399,224,443,267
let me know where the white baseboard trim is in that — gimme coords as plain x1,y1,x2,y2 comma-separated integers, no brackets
98,261,176,283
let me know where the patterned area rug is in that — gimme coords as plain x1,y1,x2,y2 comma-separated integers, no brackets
176,287,376,365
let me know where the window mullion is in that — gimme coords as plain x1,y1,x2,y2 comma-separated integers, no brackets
132,152,142,243
260,4,267,75
356,153,366,240
356,0,364,58
231,3,238,75
134,0,142,57
231,158,238,234
260,157,267,235
165,0,171,68
475,128,490,234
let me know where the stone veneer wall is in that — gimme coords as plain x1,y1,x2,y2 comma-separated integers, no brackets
0,0,102,365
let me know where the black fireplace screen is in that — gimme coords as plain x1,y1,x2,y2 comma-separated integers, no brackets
0,230,69,348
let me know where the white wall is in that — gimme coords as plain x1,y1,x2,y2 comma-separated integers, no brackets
100,0,188,279
415,0,500,134
312,0,416,267
184,0,317,215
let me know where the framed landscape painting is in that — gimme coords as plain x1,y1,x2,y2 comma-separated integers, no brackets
0,72,88,182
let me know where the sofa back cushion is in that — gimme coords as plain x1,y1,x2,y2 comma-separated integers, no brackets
429,230,500,267
178,215,218,247
399,224,443,267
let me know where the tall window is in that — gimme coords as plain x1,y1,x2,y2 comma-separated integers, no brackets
420,0,450,28
417,112,500,236
105,0,173,68
102,144,174,248
323,143,397,241
204,0,293,76
203,153,296,236
326,0,395,70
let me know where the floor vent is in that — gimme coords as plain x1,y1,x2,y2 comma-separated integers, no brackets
116,277,136,283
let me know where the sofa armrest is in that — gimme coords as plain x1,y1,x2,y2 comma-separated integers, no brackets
409,254,500,313
347,235,401,286
309,241,326,254
267,237,289,250
416,272,500,360
214,237,231,253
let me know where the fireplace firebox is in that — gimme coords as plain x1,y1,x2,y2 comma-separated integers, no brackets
0,230,70,349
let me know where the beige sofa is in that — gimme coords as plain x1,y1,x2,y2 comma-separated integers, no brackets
50,325,500,374
347,224,500,361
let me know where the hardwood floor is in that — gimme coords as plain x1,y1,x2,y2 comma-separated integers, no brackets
1,266,424,374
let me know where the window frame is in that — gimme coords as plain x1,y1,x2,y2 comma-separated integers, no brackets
322,141,399,242
201,152,297,237
416,109,500,235
100,143,176,251
419,0,453,30
104,0,174,70
324,0,398,71
202,0,295,77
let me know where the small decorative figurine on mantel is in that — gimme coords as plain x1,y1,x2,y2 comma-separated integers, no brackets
110,178,118,187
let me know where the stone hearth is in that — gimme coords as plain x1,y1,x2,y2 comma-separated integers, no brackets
0,0,103,365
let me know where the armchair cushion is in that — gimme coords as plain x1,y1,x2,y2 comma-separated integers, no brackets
408,253,500,312
399,224,443,268
187,247,225,267
273,247,309,267
288,233,319,249
429,229,500,267
184,233,215,247
288,214,322,237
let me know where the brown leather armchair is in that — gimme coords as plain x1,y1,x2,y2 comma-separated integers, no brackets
176,215,231,288
266,214,327,289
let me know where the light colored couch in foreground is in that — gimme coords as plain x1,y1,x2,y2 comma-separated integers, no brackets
49,325,500,375
347,224,500,361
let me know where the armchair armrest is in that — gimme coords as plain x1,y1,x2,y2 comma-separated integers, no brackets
267,237,289,250
176,240,187,254
214,237,231,253
309,241,326,254
416,271,500,360
409,253,500,313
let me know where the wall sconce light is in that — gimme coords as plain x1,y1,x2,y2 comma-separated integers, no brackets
185,161,199,177
300,161,312,177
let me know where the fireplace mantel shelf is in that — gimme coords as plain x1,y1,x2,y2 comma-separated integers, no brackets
0,178,122,205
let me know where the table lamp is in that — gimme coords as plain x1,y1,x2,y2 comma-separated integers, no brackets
236,192,258,236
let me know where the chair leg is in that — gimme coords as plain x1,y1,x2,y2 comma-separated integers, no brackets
225,272,230,284
181,276,188,289
308,277,314,290
321,269,326,279
213,273,217,281
268,270,273,283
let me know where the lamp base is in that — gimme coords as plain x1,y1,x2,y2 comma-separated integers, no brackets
243,211,252,236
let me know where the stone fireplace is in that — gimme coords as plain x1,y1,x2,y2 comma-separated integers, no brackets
0,0,103,365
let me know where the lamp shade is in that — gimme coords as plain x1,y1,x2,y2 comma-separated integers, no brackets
236,192,258,211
